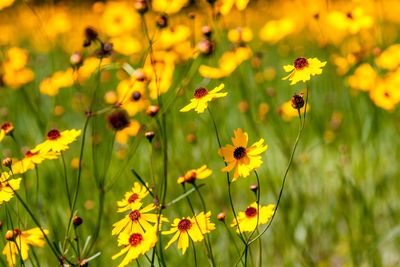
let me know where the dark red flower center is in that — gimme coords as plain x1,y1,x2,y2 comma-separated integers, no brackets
25,151,38,158
245,207,257,218
47,129,61,140
1,122,12,132
128,193,139,204
194,88,208,99
129,210,141,222
128,233,143,246
13,229,21,237
384,91,390,98
131,91,142,101
177,219,192,231
233,146,247,160
294,57,309,70
346,12,353,19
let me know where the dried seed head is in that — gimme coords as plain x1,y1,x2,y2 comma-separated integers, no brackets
156,14,168,29
291,94,305,109
97,42,113,58
73,216,83,227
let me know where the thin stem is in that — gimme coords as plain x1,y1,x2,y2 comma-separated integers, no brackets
61,152,72,209
191,238,198,267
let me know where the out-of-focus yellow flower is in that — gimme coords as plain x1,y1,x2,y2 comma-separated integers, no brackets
163,212,215,255
77,57,111,83
117,182,150,213
39,68,75,96
12,150,60,175
0,0,14,10
110,35,142,56
219,0,249,15
3,228,49,267
283,57,326,85
115,120,141,145
2,47,34,89
180,84,227,113
375,44,400,70
327,8,373,35
112,229,157,267
219,128,267,181
278,100,310,121
177,165,212,184
331,54,357,75
0,172,21,204
347,63,377,92
44,10,71,40
199,47,252,78
117,73,149,116
32,129,81,153
152,0,188,14
102,2,139,37
369,71,400,111
259,18,295,43
228,27,253,44
230,202,275,233
156,25,191,51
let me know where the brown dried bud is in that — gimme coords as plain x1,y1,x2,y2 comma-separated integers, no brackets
146,105,160,117
217,212,226,221
108,109,130,131
73,216,83,227
1,122,14,135
156,14,168,29
134,0,148,14
291,94,305,109
2,158,12,168
144,131,155,142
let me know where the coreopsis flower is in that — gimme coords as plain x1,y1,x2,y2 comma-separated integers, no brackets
112,204,167,236
2,47,34,89
2,227,49,267
115,120,141,145
180,84,227,113
117,182,150,212
177,165,212,184
347,63,377,92
11,150,60,175
228,27,253,44
101,1,139,37
375,44,400,70
39,68,75,96
230,202,275,233
0,0,15,10
220,0,249,15
110,35,141,56
218,129,268,181
283,57,326,85
162,212,215,255
32,129,81,153
152,0,188,14
259,18,295,43
112,229,157,267
0,172,21,204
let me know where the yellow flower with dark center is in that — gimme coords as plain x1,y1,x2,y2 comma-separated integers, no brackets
283,57,326,85
152,0,188,14
218,129,267,181
112,204,167,236
162,211,215,255
101,1,139,37
0,122,14,142
230,202,275,233
177,165,212,184
180,84,227,113
115,120,141,145
117,182,150,213
39,68,75,96
2,227,49,267
32,129,81,153
112,229,157,267
11,150,60,175
2,47,34,89
0,172,21,204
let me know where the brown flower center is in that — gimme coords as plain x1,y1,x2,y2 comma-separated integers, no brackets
177,219,192,231
346,12,353,19
131,91,142,101
294,57,309,70
245,207,257,218
129,210,141,222
233,146,247,160
1,122,13,133
194,88,208,99
128,233,143,246
47,129,61,140
128,193,139,204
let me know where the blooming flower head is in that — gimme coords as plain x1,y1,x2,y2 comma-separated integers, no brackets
230,202,275,233
180,84,227,113
218,129,268,181
32,129,81,153
117,182,150,213
162,212,215,255
0,172,21,204
11,150,60,175
177,165,212,184
112,229,157,267
112,203,167,236
283,57,326,85
2,227,49,267
0,122,14,142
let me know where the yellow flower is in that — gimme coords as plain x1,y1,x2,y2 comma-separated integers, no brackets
117,182,150,213
110,35,142,56
0,172,21,204
101,2,139,37
347,63,377,92
112,204,167,236
2,47,34,89
180,84,227,113
0,122,14,142
218,129,267,181
2,227,49,267
112,229,157,267
11,150,60,175
369,80,399,111
283,57,326,85
152,0,188,14
278,100,310,121
177,165,212,184
32,129,81,153
39,68,75,96
228,27,253,44
116,74,148,116
375,44,400,70
259,18,295,43
77,57,111,83
231,202,275,233
115,120,141,145
162,212,215,255
220,0,249,15
0,0,14,10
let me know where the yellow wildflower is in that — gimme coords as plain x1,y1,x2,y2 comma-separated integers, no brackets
177,165,212,184
117,182,150,213
180,84,227,113
0,172,21,204
230,202,275,233
347,63,377,92
152,0,188,14
283,57,326,85
32,129,81,153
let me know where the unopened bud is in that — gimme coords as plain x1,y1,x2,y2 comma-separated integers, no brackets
217,212,226,221
2,158,12,168
146,105,160,117
134,0,148,14
73,216,83,227
144,131,155,143
291,94,305,109
156,14,168,29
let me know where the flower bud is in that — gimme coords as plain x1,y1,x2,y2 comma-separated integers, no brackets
291,94,305,109
134,0,148,14
2,158,12,168
217,212,226,221
197,39,215,56
144,131,155,143
156,14,168,29
146,105,160,117
5,230,14,241
70,52,83,66
108,109,130,131
73,216,83,227
250,184,258,193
